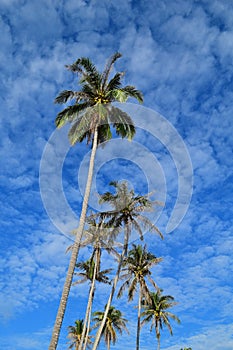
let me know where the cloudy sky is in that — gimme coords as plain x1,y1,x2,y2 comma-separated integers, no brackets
0,0,233,349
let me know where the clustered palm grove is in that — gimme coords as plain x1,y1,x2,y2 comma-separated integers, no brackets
48,53,188,350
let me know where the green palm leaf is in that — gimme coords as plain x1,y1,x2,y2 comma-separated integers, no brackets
55,102,90,128
101,52,122,89
120,86,144,103
106,72,125,93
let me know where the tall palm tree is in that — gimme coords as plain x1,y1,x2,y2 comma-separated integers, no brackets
141,290,181,350
117,244,162,350
49,53,143,349
92,181,163,350
92,306,129,350
67,320,91,350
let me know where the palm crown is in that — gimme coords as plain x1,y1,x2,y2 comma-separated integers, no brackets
142,290,180,350
92,305,128,350
54,53,143,146
118,244,162,301
98,181,163,241
67,320,92,349
74,259,112,285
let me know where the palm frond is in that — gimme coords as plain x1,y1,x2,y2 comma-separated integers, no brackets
165,312,181,324
128,277,137,301
141,313,153,325
110,89,129,103
131,219,144,240
119,85,144,103
117,279,130,299
98,191,115,204
106,72,124,93
97,123,112,144
72,275,89,285
81,83,96,98
101,52,122,89
55,102,90,128
54,90,91,104
68,108,94,145
109,106,135,140
109,180,118,188
54,90,76,104
66,57,101,89
136,214,164,239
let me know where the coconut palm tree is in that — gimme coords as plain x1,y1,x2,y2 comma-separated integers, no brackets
117,244,162,350
141,290,181,350
67,320,92,350
92,181,163,350
92,306,129,350
49,53,143,349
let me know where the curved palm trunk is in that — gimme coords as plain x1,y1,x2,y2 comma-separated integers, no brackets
136,283,142,350
92,225,130,350
49,128,98,350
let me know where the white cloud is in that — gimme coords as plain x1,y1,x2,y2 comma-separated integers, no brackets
0,230,70,321
0,327,52,350
163,324,233,350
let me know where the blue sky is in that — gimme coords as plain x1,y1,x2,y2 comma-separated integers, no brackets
0,0,233,349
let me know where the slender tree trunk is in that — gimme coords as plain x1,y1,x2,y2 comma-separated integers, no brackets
92,225,130,350
49,128,99,350
80,278,96,350
156,323,160,350
78,251,97,350
157,335,160,350
136,283,142,350
80,246,101,350
83,234,103,350
83,304,92,350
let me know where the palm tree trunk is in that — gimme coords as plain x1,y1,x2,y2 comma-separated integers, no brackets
156,322,160,350
136,283,142,350
78,255,96,350
80,247,100,350
80,277,96,350
92,225,129,350
49,127,99,350
83,305,92,350
157,335,160,350
84,246,102,350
